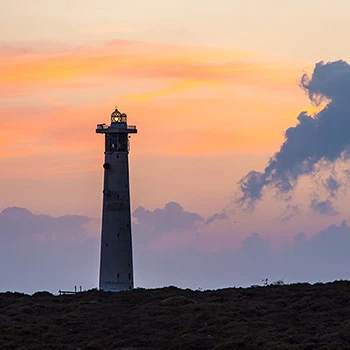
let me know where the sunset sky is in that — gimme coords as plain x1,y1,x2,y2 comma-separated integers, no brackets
1,1,350,292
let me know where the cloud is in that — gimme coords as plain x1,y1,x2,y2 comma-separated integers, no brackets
237,60,350,213
205,212,228,225
0,207,99,293
281,204,299,222
1,204,350,293
132,202,232,251
310,199,339,216
133,202,203,244
325,176,341,197
131,202,350,288
0,206,92,241
133,204,350,288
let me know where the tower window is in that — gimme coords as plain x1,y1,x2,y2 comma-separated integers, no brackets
128,273,131,280
106,244,108,248
106,134,128,152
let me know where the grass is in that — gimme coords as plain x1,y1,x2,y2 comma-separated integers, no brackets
0,281,349,349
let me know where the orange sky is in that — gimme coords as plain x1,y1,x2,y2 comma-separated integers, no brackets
1,39,342,245
0,40,308,158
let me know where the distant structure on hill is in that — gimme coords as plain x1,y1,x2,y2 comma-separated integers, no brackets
96,107,138,291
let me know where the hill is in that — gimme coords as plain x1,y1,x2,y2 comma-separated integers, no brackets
0,281,349,349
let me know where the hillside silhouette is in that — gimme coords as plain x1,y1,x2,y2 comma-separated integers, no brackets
1,281,349,349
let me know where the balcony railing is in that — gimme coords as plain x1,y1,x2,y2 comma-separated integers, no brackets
97,123,108,129
96,124,137,135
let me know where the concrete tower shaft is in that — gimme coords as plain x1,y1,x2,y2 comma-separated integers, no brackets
96,108,137,292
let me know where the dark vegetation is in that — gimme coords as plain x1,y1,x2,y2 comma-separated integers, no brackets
0,281,349,349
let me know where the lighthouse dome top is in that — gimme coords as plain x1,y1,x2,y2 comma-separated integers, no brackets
96,107,137,134
111,107,127,124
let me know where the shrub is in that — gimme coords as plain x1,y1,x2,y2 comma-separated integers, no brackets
160,296,196,306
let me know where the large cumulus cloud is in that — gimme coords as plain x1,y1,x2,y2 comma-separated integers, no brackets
238,60,350,213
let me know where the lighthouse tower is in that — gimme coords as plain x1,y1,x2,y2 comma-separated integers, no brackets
96,107,137,292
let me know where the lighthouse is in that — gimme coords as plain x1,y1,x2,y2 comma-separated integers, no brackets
96,107,137,292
